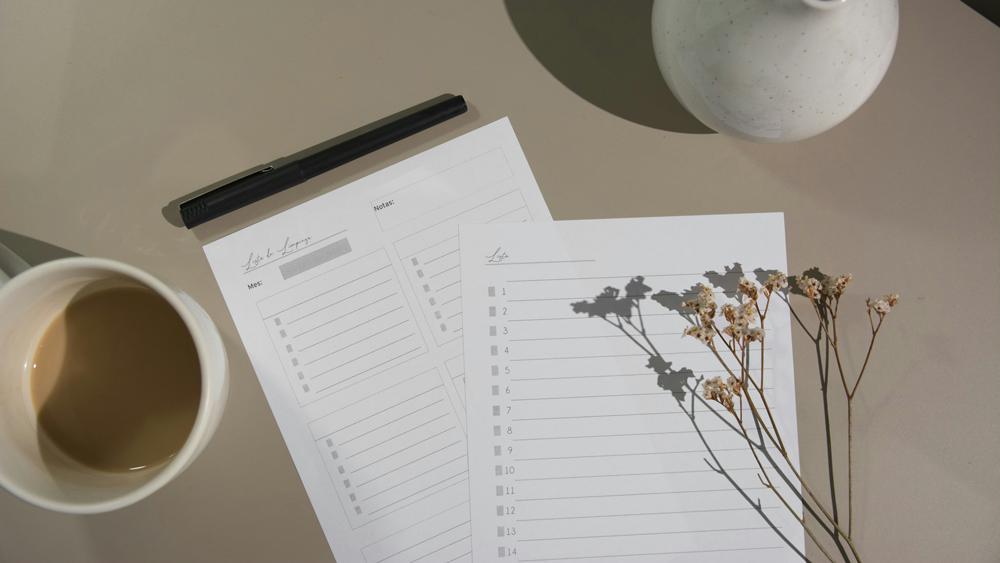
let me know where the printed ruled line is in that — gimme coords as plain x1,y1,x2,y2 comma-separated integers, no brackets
361,452,465,502
444,550,472,563
263,263,390,319
352,427,455,473
294,294,398,338
511,368,771,382
512,428,732,442
359,479,468,528
345,413,450,459
507,289,730,302
287,278,393,324
404,235,458,260
320,386,441,436
358,441,462,488
315,346,423,394
485,259,596,266
310,334,417,379
486,205,527,223
425,248,459,265
242,231,345,275
514,447,745,461
507,272,707,283
336,399,445,445
518,485,767,502
447,310,462,320
411,535,470,563
511,391,680,402
518,545,786,561
362,499,467,550
515,466,759,481
437,279,461,292
309,368,434,425
367,469,468,514
518,525,777,543
512,410,777,422
404,190,518,240
297,306,403,349
516,504,782,522
509,312,680,322
440,294,461,306
373,520,469,563
304,320,410,365
509,332,682,342
511,350,759,362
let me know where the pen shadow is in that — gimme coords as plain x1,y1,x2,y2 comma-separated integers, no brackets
504,0,712,133
569,266,813,560
160,94,475,229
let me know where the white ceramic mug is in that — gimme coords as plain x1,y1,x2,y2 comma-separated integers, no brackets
0,246,228,514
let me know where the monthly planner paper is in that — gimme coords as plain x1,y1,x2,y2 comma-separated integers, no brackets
460,214,805,562
203,118,550,563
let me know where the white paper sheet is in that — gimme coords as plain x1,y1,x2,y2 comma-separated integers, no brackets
203,118,551,563
460,214,805,562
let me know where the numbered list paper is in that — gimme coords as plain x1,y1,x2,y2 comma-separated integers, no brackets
460,214,805,562
203,118,550,563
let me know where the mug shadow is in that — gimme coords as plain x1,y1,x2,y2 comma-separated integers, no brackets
0,230,81,270
504,0,713,134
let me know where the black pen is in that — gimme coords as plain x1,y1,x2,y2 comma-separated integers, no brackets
179,94,468,228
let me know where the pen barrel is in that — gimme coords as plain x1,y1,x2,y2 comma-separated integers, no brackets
298,95,467,179
180,165,305,228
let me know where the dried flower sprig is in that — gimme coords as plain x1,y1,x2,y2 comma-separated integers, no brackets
571,268,897,563
681,270,897,563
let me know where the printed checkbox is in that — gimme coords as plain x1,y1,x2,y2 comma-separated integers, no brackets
349,493,356,502
297,372,305,380
496,505,504,517
489,306,496,317
496,485,504,496
417,269,425,278
355,506,362,514
491,365,499,376
434,311,442,319
429,297,436,306
492,405,500,416
495,464,503,475
494,446,502,456
285,344,293,353
497,526,505,537
279,329,287,338
326,438,333,447
490,345,498,356
493,425,501,436
343,479,351,488
423,284,431,292
291,358,299,366
492,385,499,396
488,286,496,297
489,326,497,336
411,257,419,265
274,318,282,326
440,323,447,332
302,384,310,392
330,450,338,459
337,466,345,474
498,546,506,558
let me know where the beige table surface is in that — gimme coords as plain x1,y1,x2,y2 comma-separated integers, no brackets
1,1,998,561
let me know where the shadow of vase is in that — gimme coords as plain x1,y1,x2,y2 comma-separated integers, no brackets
504,0,713,134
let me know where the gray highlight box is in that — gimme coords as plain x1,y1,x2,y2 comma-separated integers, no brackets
278,237,352,280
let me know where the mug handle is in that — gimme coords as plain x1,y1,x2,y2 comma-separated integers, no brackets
0,240,30,288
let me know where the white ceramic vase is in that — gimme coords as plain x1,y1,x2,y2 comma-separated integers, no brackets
651,0,899,142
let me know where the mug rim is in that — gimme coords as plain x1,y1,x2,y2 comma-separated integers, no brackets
0,256,219,514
